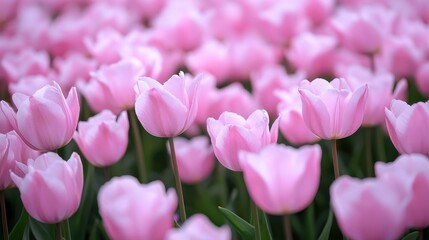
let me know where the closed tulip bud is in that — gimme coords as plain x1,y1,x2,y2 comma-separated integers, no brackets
1,81,80,151
0,131,39,190
134,72,201,137
239,144,321,215
166,214,231,240
299,78,368,140
98,176,177,240
10,152,83,224
207,109,278,171
74,110,129,167
385,100,429,156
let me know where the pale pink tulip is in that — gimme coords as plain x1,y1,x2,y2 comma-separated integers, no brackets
0,131,39,190
1,82,80,151
10,152,83,224
166,214,231,240
1,48,49,83
331,176,408,240
134,72,201,137
375,154,429,228
416,62,429,96
170,136,214,184
299,78,368,139
84,28,123,65
0,110,13,134
8,75,52,96
74,110,129,167
98,176,177,240
207,109,278,171
240,144,321,215
385,100,429,156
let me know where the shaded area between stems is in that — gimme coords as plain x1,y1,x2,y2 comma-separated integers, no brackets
1,191,8,240
365,128,374,177
128,109,147,183
168,138,187,222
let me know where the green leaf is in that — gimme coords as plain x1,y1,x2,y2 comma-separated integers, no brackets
218,206,255,240
9,208,29,240
259,210,273,240
401,231,419,240
317,210,333,240
29,217,55,240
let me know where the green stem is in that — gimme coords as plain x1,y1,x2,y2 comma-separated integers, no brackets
61,218,71,240
331,139,340,179
305,203,315,240
56,222,62,240
1,191,8,240
376,127,387,162
365,128,373,177
252,202,261,240
283,215,293,240
128,109,147,183
216,163,227,206
168,138,186,222
104,166,111,182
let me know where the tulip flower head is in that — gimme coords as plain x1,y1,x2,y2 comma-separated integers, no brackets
10,152,83,224
298,78,368,139
166,214,231,240
134,72,201,138
1,81,80,151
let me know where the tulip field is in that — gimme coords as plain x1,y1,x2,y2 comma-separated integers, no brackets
1,0,429,239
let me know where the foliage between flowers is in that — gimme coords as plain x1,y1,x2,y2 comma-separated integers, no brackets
0,0,429,239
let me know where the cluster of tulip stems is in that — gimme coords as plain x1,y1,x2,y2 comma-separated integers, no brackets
1,0,429,239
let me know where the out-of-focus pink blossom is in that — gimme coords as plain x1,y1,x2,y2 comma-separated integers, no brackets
385,100,429,156
207,109,278,171
1,82,80,151
299,78,368,139
166,214,231,240
74,110,129,167
10,152,83,224
98,176,177,240
416,62,429,96
84,28,123,65
8,75,52,96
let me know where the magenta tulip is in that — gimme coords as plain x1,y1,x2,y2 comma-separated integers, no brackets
207,109,278,171
331,176,408,240
299,78,368,139
1,81,80,151
375,154,429,228
166,214,231,240
385,100,429,156
98,176,177,240
134,72,201,137
74,110,129,167
169,136,214,184
0,131,39,190
239,144,321,215
10,152,83,224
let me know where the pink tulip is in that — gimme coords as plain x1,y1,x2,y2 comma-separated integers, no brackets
0,131,39,190
385,100,429,156
240,144,321,215
170,136,214,184
1,81,80,151
98,176,177,240
8,75,52,96
134,72,201,137
277,87,320,145
343,66,407,126
207,109,278,171
298,78,368,139
0,108,13,134
166,214,231,240
331,175,408,240
10,152,83,224
416,62,429,96
74,110,129,167
84,28,123,65
375,154,429,228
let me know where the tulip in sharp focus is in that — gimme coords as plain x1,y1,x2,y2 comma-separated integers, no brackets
10,152,83,224
298,78,368,139
376,154,429,229
207,109,278,171
169,136,214,184
166,214,231,240
0,131,39,190
134,72,201,137
330,176,408,240
239,144,321,215
1,81,80,151
385,100,429,156
74,110,129,167
98,176,177,240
